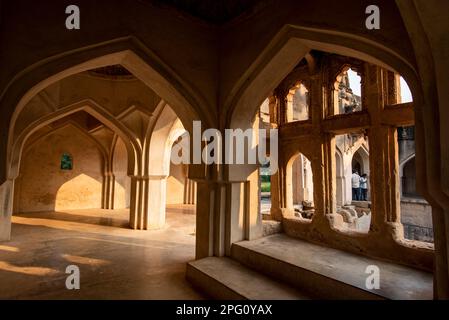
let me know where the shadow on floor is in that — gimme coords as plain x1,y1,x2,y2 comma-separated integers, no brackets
14,210,130,229
1,207,202,299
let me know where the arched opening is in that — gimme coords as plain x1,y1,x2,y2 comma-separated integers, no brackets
400,76,413,103
260,161,272,217
3,49,205,235
286,153,314,220
351,156,362,176
332,133,371,234
11,108,134,229
225,40,434,289
402,157,418,197
259,98,271,125
286,82,310,122
2,0,446,301
2,53,203,299
351,145,370,202
14,121,105,214
223,35,403,258
258,96,274,217
399,154,434,243
165,127,196,234
395,103,433,243
334,67,362,115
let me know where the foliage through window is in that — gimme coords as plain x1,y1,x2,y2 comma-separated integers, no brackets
61,153,73,170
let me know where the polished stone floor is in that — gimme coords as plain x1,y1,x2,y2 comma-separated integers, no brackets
0,205,204,299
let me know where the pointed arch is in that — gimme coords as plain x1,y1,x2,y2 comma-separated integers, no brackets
21,121,109,169
2,41,210,185
8,99,139,180
225,25,419,132
14,122,107,213
400,153,417,177
145,103,186,177
351,145,370,176
285,151,314,218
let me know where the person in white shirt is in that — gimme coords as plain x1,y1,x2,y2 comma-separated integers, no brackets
351,170,361,201
360,174,368,201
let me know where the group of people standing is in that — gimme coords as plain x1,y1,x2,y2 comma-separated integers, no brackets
351,171,368,201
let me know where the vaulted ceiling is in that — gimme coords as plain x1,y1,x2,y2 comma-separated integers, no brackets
150,0,263,24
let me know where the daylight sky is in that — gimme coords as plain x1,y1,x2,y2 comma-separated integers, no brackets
347,69,413,103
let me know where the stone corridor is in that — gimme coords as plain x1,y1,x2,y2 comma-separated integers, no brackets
0,0,448,300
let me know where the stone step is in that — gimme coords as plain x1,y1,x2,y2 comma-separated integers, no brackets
231,234,433,300
186,257,310,300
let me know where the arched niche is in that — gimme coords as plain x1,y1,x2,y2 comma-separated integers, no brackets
8,99,138,181
14,123,106,213
286,82,310,122
351,145,370,177
285,151,314,221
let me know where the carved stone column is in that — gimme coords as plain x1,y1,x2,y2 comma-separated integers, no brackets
310,74,329,225
0,180,13,241
183,165,196,205
129,175,168,230
102,172,115,209
190,162,227,259
365,64,401,235
129,175,149,230
324,133,337,214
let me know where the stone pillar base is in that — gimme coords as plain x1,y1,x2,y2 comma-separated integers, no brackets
0,180,14,241
129,175,167,230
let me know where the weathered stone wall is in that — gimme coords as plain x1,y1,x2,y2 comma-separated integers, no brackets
271,57,433,272
14,125,103,213
401,199,433,227
167,162,186,205
113,137,130,209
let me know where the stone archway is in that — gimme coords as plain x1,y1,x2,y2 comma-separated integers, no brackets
220,26,441,296
221,27,423,256
7,100,139,232
351,146,370,177
0,46,208,240
401,156,418,198
335,149,345,206
13,122,108,214
222,29,419,256
9,100,139,181
285,152,314,213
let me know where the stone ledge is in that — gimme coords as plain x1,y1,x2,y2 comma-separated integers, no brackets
231,234,433,300
186,257,309,300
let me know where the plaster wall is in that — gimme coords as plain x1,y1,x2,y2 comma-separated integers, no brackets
113,137,131,209
167,162,186,205
335,137,370,205
291,154,313,205
14,125,103,213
